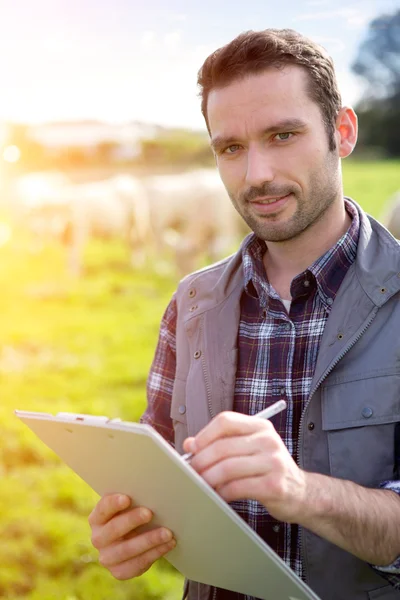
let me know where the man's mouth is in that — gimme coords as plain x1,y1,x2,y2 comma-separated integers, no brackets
247,193,292,215
250,194,290,204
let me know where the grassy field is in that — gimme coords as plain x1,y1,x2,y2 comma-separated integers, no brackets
0,159,398,599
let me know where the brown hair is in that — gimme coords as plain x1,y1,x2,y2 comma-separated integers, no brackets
197,29,341,151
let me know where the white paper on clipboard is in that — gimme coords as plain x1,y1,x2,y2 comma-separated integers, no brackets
15,410,320,600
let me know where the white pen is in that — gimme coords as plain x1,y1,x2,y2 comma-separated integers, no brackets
181,399,287,462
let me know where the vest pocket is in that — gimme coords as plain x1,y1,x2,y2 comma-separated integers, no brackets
321,373,400,487
170,378,188,455
171,379,188,424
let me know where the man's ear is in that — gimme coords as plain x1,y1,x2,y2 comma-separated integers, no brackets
335,107,358,158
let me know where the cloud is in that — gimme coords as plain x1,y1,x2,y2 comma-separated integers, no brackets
140,30,156,49
294,7,373,29
40,36,73,53
169,14,187,22
336,70,365,106
163,30,182,50
312,36,346,53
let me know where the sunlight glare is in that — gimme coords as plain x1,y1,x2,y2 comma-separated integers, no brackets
0,223,12,246
3,146,21,163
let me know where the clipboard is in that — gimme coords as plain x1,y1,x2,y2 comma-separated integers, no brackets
15,410,320,600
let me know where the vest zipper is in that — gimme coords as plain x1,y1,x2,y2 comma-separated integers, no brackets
211,586,217,600
297,306,378,581
199,318,215,419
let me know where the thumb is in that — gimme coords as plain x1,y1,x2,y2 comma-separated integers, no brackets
182,436,196,453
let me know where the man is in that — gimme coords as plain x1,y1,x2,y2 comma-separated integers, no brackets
88,29,400,600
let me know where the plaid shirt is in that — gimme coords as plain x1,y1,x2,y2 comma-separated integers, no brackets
143,199,400,597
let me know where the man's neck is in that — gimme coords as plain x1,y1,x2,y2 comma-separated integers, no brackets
263,201,351,301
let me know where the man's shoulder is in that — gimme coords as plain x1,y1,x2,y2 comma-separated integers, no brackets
178,253,237,288
174,237,250,309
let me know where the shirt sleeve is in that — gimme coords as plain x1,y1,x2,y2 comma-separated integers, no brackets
140,294,177,446
371,480,400,588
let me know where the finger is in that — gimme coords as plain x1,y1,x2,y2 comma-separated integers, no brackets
192,412,274,454
107,538,177,580
190,431,271,474
89,494,131,527
183,436,195,453
99,526,175,567
91,506,153,549
217,475,267,503
199,454,272,490
217,471,295,506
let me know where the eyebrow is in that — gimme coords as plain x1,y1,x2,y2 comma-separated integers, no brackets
210,118,308,152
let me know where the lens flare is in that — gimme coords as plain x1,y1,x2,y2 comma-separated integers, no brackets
3,145,21,163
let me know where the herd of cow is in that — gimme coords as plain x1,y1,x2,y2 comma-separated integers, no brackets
8,169,249,277
6,169,400,277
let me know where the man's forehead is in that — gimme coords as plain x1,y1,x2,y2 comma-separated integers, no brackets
208,65,309,103
207,67,319,137
208,69,312,121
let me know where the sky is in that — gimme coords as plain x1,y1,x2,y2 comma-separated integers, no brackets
0,0,398,131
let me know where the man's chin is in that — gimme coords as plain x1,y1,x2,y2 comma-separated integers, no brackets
250,223,304,243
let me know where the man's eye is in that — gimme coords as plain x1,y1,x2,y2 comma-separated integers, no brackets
223,144,241,154
275,132,293,141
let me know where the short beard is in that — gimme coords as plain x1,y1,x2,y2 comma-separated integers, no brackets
240,191,336,242
228,152,340,242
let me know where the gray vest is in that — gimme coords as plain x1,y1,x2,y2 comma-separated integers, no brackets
170,203,400,600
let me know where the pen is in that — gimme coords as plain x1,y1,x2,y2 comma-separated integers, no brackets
181,399,287,462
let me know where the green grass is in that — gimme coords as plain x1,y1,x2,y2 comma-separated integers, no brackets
342,158,399,217
0,159,398,599
0,234,182,599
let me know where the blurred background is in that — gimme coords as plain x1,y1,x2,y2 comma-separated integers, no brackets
0,0,399,598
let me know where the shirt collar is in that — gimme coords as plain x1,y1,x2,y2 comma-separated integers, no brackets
241,198,360,309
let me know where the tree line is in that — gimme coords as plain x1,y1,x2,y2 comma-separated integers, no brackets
351,8,400,158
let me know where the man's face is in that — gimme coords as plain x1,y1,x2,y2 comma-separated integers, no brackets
207,66,342,242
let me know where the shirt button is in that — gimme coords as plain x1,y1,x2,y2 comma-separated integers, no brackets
194,350,202,359
326,298,334,305
279,387,286,395
281,323,291,331
178,405,186,415
272,524,280,533
362,407,373,419
308,422,315,431
303,280,310,288
188,288,196,298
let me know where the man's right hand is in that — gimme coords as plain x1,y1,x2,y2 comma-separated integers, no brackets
89,494,177,580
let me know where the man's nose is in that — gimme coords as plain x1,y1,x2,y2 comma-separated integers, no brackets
245,147,275,188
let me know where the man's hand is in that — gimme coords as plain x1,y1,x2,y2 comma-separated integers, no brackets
89,494,176,580
183,411,400,566
183,411,308,523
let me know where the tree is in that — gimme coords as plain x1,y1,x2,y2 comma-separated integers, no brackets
351,9,400,157
352,9,400,101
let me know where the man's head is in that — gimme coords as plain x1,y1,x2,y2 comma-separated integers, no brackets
197,29,357,243
198,28,341,152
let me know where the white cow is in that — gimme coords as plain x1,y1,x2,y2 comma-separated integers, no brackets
144,169,249,274
64,175,152,275
9,171,73,250
11,173,153,276
381,192,400,240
